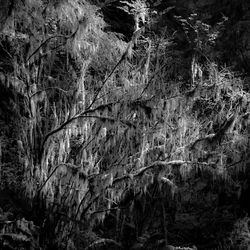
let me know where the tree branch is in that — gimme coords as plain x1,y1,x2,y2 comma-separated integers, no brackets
39,108,135,161
37,163,80,193
30,87,69,98
190,133,216,149
85,238,122,250
26,24,79,63
113,160,216,185
86,53,127,110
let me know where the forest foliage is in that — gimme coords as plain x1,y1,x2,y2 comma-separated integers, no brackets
0,0,250,249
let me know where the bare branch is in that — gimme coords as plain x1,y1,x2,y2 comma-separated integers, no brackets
37,163,80,193
85,238,122,250
135,160,186,176
26,24,79,63
86,53,127,110
30,87,69,98
86,28,144,110
39,108,135,160
113,160,216,185
190,133,216,149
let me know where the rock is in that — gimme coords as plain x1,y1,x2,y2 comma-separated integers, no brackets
0,218,40,250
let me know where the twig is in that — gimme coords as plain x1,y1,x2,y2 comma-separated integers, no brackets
37,163,62,193
86,53,127,110
37,163,79,193
26,25,79,63
138,63,168,98
190,133,216,149
30,87,69,98
113,160,216,185
86,28,143,110
39,104,135,160
85,238,122,250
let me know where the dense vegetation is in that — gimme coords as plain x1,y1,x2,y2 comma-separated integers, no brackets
0,0,250,249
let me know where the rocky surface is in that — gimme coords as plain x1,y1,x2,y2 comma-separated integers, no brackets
0,190,40,250
99,0,250,75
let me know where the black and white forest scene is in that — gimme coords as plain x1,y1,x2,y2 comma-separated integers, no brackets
0,0,250,249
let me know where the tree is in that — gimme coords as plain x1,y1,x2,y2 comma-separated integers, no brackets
1,0,250,249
